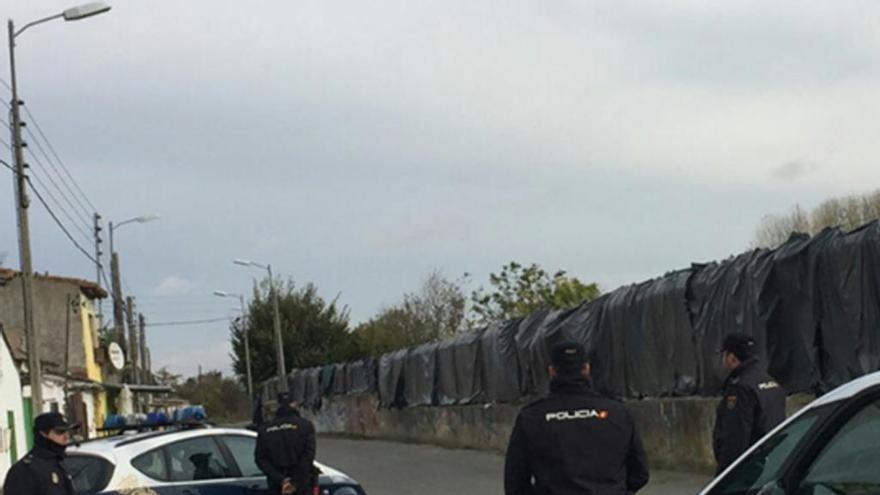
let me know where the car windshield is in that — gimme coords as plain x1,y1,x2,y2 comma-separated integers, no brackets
707,404,836,495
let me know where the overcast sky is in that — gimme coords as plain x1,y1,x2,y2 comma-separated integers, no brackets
2,1,877,377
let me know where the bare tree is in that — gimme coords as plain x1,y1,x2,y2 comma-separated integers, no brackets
754,189,880,247
753,204,810,248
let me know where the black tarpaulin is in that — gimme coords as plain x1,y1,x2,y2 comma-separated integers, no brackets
436,338,457,406
451,330,483,404
404,342,439,406
816,222,880,389
346,358,377,394
436,330,484,405
479,320,522,403
687,249,775,394
593,288,632,398
289,369,307,405
627,271,699,397
331,363,347,396
304,367,322,409
378,349,408,408
320,365,336,396
517,308,577,397
759,232,830,393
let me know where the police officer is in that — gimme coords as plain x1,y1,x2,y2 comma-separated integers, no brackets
504,341,650,495
713,332,786,473
255,393,316,495
3,412,78,495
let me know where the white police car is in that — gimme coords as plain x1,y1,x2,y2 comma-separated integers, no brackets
63,425,365,495
700,369,880,495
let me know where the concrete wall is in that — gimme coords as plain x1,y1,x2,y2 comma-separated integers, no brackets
304,393,814,474
0,275,88,378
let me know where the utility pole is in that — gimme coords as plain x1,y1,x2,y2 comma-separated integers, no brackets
238,295,254,400
126,296,138,382
93,213,103,325
9,19,42,411
138,313,147,384
268,264,288,393
110,251,126,351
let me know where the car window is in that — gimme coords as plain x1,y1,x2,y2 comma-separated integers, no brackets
220,435,264,478
166,436,234,482
708,406,831,495
132,448,168,481
63,454,114,494
796,398,880,494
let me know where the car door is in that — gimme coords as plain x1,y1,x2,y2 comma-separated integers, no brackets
703,404,836,495
153,435,246,495
215,434,270,495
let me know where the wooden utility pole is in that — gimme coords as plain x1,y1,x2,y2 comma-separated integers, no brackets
138,313,147,384
126,297,138,382
9,19,42,410
111,253,126,351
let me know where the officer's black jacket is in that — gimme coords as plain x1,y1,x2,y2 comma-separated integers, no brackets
2,435,74,495
255,407,316,495
713,358,786,473
504,376,650,495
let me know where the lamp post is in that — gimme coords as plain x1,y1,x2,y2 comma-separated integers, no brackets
108,214,158,371
8,1,111,412
214,290,254,401
234,259,288,393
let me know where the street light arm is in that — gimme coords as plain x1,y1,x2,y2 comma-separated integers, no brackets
13,14,64,39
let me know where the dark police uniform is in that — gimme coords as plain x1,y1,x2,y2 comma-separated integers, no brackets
713,356,786,473
504,342,649,495
3,413,76,495
255,401,316,495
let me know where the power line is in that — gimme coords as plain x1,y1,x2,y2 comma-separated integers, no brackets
25,175,98,265
23,121,93,220
145,317,231,327
22,104,98,213
26,147,93,235
27,166,92,241
0,77,98,214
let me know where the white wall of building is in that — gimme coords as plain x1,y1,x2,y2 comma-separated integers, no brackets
0,337,27,481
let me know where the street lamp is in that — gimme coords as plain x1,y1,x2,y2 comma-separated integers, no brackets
109,214,159,255
214,290,254,401
234,259,288,393
8,1,111,412
107,214,158,377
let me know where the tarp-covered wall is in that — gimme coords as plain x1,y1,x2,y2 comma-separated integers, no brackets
270,221,880,409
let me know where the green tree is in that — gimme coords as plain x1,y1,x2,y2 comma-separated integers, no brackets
230,278,361,387
174,371,250,424
354,271,467,357
469,262,601,326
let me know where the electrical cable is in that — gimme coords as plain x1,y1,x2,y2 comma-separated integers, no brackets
145,317,232,327
25,175,98,265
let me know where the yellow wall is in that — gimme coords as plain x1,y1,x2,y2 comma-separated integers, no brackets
79,295,107,431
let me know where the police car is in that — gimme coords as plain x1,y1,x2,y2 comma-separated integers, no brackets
63,425,366,494
701,369,880,495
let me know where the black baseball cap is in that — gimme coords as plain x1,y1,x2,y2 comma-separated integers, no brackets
720,333,756,361
550,340,589,372
34,412,78,434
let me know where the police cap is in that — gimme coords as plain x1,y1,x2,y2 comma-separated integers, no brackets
550,340,589,373
34,412,78,434
720,332,756,361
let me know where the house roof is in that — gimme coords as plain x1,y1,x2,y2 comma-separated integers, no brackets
0,268,108,299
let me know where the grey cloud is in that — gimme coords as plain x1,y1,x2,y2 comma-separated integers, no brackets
772,160,817,181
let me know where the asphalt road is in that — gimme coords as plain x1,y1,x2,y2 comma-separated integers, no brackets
317,436,711,495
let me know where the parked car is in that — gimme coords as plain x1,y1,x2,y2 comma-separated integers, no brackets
64,425,365,495
700,369,880,495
